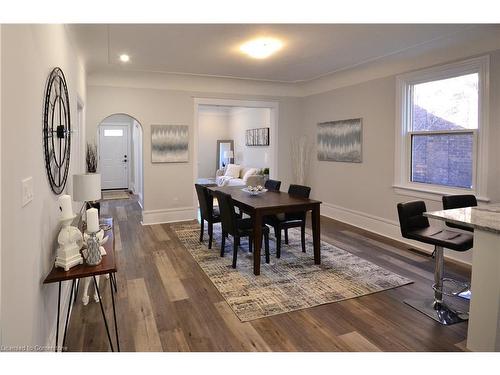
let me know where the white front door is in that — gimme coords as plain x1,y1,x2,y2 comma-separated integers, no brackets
99,125,129,189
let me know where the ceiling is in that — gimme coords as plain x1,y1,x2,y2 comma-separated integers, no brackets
69,24,494,83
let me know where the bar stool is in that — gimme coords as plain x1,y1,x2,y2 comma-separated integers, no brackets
397,200,473,325
442,194,477,232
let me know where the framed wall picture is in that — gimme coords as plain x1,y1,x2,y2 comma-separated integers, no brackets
151,125,189,163
317,118,362,163
245,127,270,146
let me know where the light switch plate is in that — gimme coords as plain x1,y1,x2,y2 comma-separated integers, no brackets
22,177,34,207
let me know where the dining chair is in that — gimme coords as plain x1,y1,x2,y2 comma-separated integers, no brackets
195,184,221,249
264,179,281,192
265,184,311,258
214,191,270,268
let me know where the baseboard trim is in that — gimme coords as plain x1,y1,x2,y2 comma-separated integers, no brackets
321,202,472,267
142,206,196,225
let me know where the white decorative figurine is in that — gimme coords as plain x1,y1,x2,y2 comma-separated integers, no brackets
55,195,84,271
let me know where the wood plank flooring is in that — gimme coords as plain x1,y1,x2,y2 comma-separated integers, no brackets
65,196,470,351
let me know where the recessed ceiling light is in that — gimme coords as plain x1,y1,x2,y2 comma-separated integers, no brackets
240,38,283,59
119,54,130,63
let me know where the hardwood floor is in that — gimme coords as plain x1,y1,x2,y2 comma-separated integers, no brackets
65,196,470,351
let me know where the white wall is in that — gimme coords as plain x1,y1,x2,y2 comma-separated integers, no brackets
1,25,86,347
197,108,230,178
229,107,272,169
300,50,500,265
86,83,302,224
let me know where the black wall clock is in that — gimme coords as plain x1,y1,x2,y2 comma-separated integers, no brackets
43,67,71,195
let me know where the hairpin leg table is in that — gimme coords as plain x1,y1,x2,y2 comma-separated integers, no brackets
43,218,119,352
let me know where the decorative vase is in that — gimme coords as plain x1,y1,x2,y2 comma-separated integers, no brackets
85,232,102,266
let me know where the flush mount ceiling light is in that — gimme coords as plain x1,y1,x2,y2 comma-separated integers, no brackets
119,54,130,63
239,38,283,59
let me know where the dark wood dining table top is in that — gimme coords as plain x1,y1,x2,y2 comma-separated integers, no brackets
206,185,321,212
43,217,116,284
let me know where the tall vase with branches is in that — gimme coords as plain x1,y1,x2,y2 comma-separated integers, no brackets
85,142,100,212
86,142,98,173
291,136,312,185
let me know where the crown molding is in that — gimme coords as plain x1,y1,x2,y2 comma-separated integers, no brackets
88,69,302,98
301,26,500,96
88,26,500,99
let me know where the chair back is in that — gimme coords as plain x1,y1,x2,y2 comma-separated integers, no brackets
214,191,238,235
442,194,477,232
442,194,477,210
397,201,430,238
195,184,212,220
286,184,311,220
288,184,311,198
264,179,281,191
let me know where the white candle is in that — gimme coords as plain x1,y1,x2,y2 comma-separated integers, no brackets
58,195,73,219
86,208,99,233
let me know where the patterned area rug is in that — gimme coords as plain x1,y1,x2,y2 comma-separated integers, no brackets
101,190,131,200
171,222,412,322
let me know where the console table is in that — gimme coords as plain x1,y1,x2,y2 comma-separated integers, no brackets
425,206,500,352
43,217,119,352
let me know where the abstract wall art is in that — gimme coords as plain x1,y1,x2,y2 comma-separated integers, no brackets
317,118,362,163
151,125,189,163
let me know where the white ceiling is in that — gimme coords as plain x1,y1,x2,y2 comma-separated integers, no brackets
69,24,495,83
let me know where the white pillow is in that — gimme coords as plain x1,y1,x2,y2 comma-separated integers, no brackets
242,168,258,183
224,164,241,178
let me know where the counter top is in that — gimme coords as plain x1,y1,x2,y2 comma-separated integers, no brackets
424,205,500,234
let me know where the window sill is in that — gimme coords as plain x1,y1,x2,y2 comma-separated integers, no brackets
392,184,490,203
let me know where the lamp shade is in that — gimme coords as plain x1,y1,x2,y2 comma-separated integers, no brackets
72,173,101,202
223,150,234,158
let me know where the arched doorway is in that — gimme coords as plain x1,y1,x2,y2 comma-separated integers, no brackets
97,113,144,208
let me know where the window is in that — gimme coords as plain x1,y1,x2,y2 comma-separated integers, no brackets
104,129,123,137
395,56,489,200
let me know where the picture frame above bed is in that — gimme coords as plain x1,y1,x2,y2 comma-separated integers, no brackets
245,127,270,147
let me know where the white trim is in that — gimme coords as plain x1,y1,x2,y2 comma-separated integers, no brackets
394,55,490,199
76,97,85,174
321,202,472,267
393,184,490,203
142,206,196,225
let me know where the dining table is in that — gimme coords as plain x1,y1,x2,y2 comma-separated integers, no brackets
207,185,322,275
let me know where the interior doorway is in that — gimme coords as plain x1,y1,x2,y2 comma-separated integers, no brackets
194,99,278,184
97,114,144,207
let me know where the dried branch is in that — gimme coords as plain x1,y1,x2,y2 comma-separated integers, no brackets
86,142,98,173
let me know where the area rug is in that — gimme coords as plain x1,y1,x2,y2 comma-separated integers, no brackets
101,190,131,200
171,222,412,322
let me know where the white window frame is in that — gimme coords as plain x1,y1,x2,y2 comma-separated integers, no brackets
394,55,490,202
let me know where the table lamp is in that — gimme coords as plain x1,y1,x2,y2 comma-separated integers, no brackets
223,150,234,166
73,173,102,228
